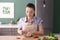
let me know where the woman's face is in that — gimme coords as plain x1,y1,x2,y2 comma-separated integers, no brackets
26,7,35,18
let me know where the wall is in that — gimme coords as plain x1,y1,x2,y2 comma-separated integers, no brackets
53,0,60,33
36,0,53,34
0,0,35,24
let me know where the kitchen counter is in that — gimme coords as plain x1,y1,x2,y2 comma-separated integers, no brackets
0,24,19,28
0,35,60,40
0,36,38,40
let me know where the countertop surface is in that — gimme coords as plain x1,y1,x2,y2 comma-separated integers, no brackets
0,24,19,28
0,35,60,40
0,36,38,40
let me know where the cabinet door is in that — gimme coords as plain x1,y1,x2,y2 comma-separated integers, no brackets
11,28,19,35
0,28,19,36
0,28,11,35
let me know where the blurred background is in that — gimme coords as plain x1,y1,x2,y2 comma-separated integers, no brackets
0,0,60,35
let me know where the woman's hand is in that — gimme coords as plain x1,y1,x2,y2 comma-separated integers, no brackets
26,32,32,37
18,30,23,35
17,28,26,35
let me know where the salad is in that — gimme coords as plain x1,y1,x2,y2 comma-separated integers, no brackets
38,33,58,40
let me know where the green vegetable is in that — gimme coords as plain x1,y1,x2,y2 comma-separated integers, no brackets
16,18,20,23
48,33,58,40
49,33,55,37
38,33,58,40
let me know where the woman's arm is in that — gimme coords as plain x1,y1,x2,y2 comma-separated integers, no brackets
34,24,44,36
39,24,44,36
32,24,44,38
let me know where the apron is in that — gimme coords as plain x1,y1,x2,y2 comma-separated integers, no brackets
22,19,38,35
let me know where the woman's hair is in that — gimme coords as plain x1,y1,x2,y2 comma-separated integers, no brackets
26,3,35,16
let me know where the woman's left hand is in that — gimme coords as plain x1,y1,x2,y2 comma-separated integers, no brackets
26,32,32,37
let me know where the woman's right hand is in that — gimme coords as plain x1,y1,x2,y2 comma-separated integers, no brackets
20,30,24,35
17,28,25,35
17,30,23,35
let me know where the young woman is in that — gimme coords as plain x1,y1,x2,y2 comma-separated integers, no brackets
17,3,44,37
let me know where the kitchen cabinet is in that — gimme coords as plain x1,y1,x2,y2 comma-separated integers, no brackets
0,24,19,35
